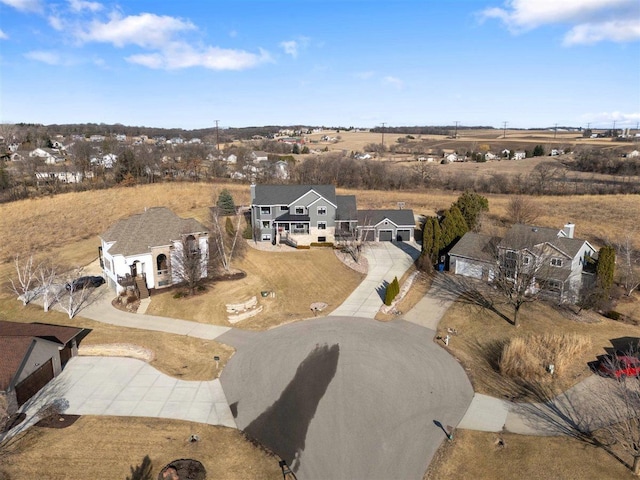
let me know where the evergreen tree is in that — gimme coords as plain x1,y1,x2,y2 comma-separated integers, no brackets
532,145,545,157
440,205,468,250
452,192,489,231
216,189,236,216
421,216,443,265
596,245,616,293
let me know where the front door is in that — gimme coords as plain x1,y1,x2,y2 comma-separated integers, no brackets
130,262,137,277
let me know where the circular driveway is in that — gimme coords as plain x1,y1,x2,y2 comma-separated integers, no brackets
218,316,473,480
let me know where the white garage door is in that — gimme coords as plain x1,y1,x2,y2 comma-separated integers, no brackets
455,258,483,279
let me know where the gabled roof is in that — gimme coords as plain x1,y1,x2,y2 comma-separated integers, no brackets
449,232,501,263
356,209,415,227
499,224,590,259
336,195,357,221
0,321,85,391
252,185,336,206
101,207,207,257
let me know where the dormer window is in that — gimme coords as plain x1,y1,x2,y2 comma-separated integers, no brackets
295,206,305,215
550,258,563,267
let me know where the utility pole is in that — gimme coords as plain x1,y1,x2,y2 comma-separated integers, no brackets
380,122,386,148
554,123,558,139
612,120,616,137
214,120,220,152
454,121,459,139
502,121,508,139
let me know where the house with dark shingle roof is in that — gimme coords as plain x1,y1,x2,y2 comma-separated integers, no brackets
0,321,85,414
99,207,208,294
250,185,414,246
449,223,597,303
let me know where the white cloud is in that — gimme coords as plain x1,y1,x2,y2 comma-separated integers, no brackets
564,19,640,45
480,0,640,44
279,37,310,58
581,111,640,126
127,42,272,71
280,40,299,58
25,50,69,65
77,12,196,48
0,0,42,13
68,0,103,13
382,76,403,89
0,29,8,40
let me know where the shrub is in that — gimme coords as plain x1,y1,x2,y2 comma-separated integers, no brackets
173,291,185,299
604,310,622,321
296,245,311,250
384,276,401,306
242,222,253,239
310,242,334,247
500,333,592,382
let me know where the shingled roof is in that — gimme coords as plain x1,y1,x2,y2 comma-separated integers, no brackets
101,207,207,257
252,185,337,206
449,232,501,263
356,209,415,227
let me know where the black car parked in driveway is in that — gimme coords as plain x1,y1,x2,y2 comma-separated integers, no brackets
66,275,105,291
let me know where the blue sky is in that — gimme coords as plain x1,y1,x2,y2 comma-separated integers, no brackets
1,0,638,129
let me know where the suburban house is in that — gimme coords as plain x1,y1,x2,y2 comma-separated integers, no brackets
250,184,415,246
99,207,209,297
0,321,85,414
449,223,597,303
251,151,269,163
29,148,65,164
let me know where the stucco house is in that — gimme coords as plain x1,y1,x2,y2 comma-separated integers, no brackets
449,223,597,303
99,207,209,296
0,321,85,414
250,184,415,246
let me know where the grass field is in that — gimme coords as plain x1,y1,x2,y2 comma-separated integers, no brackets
424,429,635,480
0,417,281,480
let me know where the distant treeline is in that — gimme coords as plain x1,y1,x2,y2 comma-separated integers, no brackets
370,126,494,135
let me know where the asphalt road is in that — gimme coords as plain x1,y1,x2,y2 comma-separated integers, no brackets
218,316,473,480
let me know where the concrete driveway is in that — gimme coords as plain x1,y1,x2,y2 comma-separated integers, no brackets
218,316,473,480
22,356,235,428
332,242,420,318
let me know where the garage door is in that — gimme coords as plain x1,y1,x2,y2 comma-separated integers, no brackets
15,358,54,406
396,229,411,241
455,258,483,279
379,230,393,241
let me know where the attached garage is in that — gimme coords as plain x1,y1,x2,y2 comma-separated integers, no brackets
15,359,54,406
396,229,412,242
379,230,393,241
454,258,483,279
361,229,375,242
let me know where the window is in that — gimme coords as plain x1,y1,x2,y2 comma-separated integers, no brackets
550,258,563,267
317,206,327,215
522,256,530,266
261,234,271,241
546,280,562,292
262,221,271,229
295,206,305,215
280,206,289,212
156,254,168,272
318,222,327,230
260,206,271,215
318,236,326,242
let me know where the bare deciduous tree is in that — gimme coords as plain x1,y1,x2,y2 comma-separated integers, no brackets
171,234,208,294
36,262,59,312
506,196,541,225
55,271,92,319
209,209,244,273
616,233,640,296
10,255,39,305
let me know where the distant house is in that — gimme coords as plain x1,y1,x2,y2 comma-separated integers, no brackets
225,154,238,164
449,223,597,303
30,148,65,164
0,321,85,414
251,151,269,163
99,207,209,296
35,171,89,184
91,153,117,168
89,135,106,143
512,151,526,160
484,152,498,161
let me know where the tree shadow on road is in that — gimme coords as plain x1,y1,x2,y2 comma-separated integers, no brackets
243,343,340,474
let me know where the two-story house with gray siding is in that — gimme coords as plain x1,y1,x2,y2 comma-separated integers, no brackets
250,185,358,246
449,223,597,303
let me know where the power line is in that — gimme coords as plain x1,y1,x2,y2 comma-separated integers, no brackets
380,122,386,147
502,121,508,139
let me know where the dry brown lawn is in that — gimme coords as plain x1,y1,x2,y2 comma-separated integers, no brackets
438,299,640,400
0,416,281,480
424,429,635,480
146,245,364,329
